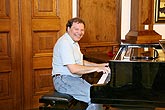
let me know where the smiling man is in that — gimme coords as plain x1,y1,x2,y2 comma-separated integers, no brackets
52,17,110,110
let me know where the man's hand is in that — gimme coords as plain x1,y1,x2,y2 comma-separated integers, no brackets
96,66,111,74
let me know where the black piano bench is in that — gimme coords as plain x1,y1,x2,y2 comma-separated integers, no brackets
39,91,88,110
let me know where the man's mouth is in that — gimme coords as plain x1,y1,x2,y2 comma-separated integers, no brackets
74,34,82,38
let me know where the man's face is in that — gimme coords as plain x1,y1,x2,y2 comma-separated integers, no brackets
67,22,85,42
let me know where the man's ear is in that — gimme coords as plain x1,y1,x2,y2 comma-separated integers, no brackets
67,27,70,31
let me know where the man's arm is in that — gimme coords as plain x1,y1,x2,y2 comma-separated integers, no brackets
66,60,110,75
83,60,108,67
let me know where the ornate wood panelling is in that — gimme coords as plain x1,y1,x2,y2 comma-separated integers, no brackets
0,72,11,98
32,18,60,31
0,99,13,110
33,69,53,94
32,32,58,55
0,0,71,109
32,0,57,17
0,0,10,18
0,19,10,31
21,0,72,109
0,0,21,110
31,2,59,106
78,0,121,55
0,33,10,58
0,59,11,72
33,56,52,69
79,0,119,43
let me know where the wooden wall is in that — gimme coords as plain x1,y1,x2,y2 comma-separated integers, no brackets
0,0,72,110
78,0,121,55
0,0,22,110
21,0,72,109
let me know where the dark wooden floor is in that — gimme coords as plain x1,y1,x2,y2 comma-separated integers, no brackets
34,106,165,110
106,106,165,110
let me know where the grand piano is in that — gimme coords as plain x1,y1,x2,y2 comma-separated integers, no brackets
90,42,165,108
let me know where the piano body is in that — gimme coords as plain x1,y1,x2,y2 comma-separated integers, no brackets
90,43,165,108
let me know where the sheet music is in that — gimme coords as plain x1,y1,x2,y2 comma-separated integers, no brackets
97,72,111,84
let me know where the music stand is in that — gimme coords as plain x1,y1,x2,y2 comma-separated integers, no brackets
159,39,165,53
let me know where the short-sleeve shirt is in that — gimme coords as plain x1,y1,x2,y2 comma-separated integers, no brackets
52,33,83,77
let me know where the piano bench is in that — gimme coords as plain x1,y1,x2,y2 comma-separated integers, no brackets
39,91,88,110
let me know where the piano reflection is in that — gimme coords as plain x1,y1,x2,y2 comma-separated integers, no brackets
90,42,165,108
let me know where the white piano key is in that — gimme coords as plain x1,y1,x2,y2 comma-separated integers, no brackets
97,72,111,84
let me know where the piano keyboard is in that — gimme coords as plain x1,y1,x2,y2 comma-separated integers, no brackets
97,72,111,84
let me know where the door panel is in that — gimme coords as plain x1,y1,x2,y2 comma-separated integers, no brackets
0,0,71,109
0,0,21,110
21,0,72,109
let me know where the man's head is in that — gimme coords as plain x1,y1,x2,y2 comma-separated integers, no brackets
66,17,85,42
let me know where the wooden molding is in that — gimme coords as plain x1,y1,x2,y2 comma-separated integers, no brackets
79,42,119,48
125,30,162,44
125,0,162,44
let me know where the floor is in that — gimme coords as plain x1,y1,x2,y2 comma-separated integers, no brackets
35,103,165,110
33,107,165,110
105,107,165,110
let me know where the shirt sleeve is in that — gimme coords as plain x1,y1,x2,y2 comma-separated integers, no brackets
59,40,76,65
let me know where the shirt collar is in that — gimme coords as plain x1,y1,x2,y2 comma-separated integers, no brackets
65,32,78,44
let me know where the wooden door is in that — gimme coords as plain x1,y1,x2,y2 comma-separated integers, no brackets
0,0,22,110
21,0,72,109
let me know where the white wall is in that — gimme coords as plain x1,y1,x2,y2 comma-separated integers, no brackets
72,0,165,39
72,0,77,17
154,24,165,39
121,0,165,39
121,0,131,40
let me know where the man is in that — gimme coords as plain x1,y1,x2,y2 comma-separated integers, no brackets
52,17,110,110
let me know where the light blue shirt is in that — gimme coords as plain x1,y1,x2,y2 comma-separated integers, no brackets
52,33,83,77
